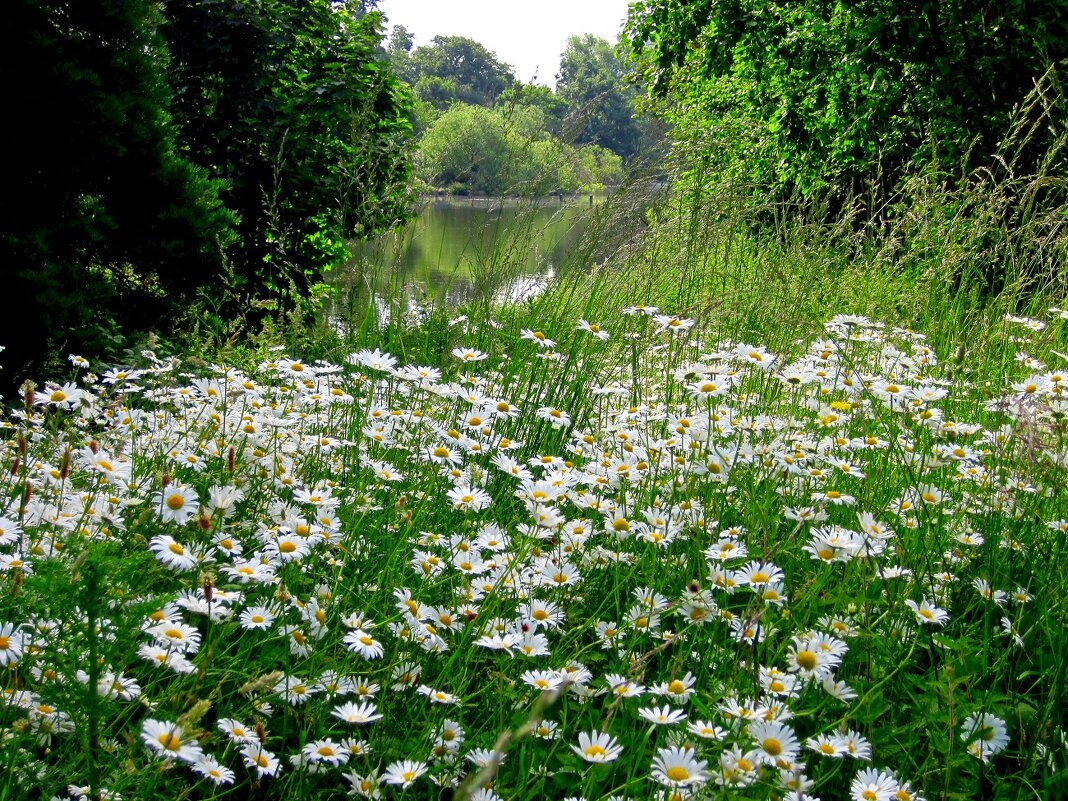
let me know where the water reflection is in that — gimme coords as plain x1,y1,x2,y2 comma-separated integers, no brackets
328,197,589,329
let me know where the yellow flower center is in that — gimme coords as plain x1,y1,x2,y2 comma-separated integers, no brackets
795,650,817,671
666,766,690,782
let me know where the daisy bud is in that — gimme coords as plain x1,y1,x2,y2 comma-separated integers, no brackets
20,381,35,412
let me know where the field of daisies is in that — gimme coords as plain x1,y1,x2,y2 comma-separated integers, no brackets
1,300,1067,801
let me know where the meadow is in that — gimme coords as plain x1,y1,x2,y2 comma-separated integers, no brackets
2,178,1067,801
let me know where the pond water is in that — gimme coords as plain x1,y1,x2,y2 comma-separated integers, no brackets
328,196,593,326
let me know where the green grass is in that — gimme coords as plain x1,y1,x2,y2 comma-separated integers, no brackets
1,167,1067,801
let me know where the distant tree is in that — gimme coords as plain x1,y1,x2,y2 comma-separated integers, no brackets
1,0,232,386
387,24,416,83
163,0,415,305
417,105,514,194
407,36,516,109
556,34,642,160
497,84,569,137
417,104,619,196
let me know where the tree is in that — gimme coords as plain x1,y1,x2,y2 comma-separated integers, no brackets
556,35,642,160
163,0,415,305
406,36,516,109
1,0,232,387
624,0,1068,208
496,84,569,137
416,104,619,196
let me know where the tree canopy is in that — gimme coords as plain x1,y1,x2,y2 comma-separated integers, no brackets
396,35,518,110
1,0,232,387
163,0,415,303
625,0,1068,208
1,0,416,386
556,34,643,161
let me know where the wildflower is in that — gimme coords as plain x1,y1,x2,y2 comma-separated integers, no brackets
577,319,609,340
156,484,200,525
521,669,563,692
571,731,623,763
148,535,199,571
638,704,687,726
807,734,848,757
452,347,488,363
521,329,557,348
850,767,898,800
349,348,397,372
840,730,873,760
653,314,695,334
417,685,458,705
688,720,727,740
147,620,201,653
961,712,1009,762
737,560,784,587
905,598,950,626
344,769,382,798
274,674,317,705
217,718,258,744
786,635,841,680
191,754,235,785
651,673,696,703
302,738,349,767
141,719,203,764
446,485,492,512
651,746,709,787
242,742,281,777
605,673,645,698
239,605,277,631
749,720,800,765
0,622,24,666
35,382,85,409
332,701,382,724
382,759,428,788
535,406,572,429
343,630,384,660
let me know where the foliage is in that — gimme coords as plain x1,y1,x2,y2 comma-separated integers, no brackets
162,0,415,307
624,0,1068,211
0,0,233,390
556,34,644,161
416,105,621,196
399,35,518,110
497,84,569,137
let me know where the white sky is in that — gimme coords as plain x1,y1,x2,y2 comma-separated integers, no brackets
378,0,633,86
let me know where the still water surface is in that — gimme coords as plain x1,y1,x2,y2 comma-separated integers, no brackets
329,197,591,326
